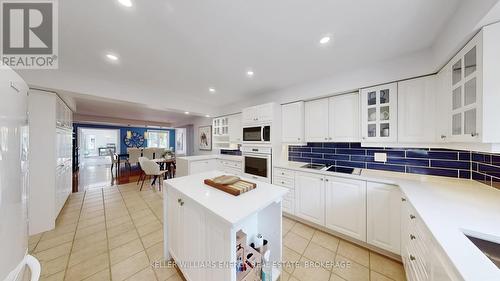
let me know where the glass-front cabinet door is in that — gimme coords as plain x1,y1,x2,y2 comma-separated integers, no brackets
360,83,398,142
448,34,482,142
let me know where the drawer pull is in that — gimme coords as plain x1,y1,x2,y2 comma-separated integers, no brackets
410,255,416,261
410,234,416,240
401,197,406,202
281,181,285,184
410,214,416,220
177,198,182,203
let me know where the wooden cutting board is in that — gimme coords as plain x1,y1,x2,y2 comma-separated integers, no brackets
204,178,257,196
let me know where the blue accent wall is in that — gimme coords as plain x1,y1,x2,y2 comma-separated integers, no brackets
289,142,500,189
74,123,175,154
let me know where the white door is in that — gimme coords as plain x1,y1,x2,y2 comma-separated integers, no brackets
295,172,325,225
360,83,398,142
329,93,360,142
398,76,436,143
305,98,329,142
282,102,305,143
367,182,401,254
325,176,366,241
181,197,206,281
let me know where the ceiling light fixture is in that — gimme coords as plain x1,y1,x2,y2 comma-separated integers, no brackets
205,114,210,118
106,53,119,61
246,70,254,77
184,111,190,115
209,88,216,93
118,0,133,8
319,35,331,45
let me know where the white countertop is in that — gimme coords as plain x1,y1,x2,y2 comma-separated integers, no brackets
274,161,500,281
165,171,288,226
176,154,243,162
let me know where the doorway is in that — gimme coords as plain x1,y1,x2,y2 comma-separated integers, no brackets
77,128,120,190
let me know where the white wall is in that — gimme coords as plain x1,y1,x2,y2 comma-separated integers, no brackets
178,116,216,156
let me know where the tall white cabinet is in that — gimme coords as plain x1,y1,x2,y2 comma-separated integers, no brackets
28,90,73,235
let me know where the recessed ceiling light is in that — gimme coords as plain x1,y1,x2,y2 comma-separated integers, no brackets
205,114,210,118
184,111,190,115
106,53,119,61
209,88,216,93
118,0,133,7
319,36,331,45
246,70,254,77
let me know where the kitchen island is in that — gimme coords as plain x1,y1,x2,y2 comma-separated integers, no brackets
163,171,288,281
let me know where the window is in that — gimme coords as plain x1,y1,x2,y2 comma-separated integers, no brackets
147,130,170,148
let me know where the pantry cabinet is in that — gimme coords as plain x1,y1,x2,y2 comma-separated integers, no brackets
436,23,500,144
295,172,325,225
305,93,360,142
366,182,401,255
325,177,366,241
281,101,305,143
398,76,437,143
360,83,398,143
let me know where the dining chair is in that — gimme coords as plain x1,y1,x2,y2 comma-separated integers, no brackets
110,151,119,173
142,147,155,160
140,159,167,191
126,148,142,172
154,148,166,159
136,157,148,185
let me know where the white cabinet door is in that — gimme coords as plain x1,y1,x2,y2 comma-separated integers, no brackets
282,101,305,143
447,33,482,143
325,176,366,241
329,93,360,142
167,189,182,260
181,197,206,281
205,215,231,281
242,106,257,124
305,98,329,142
228,113,242,143
398,76,436,143
436,67,452,142
295,172,325,225
360,83,398,142
367,182,401,254
257,103,274,123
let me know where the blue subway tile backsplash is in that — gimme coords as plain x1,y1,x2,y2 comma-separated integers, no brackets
288,142,500,189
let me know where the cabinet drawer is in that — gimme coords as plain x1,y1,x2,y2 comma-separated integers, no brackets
273,177,295,189
274,168,295,179
222,160,242,169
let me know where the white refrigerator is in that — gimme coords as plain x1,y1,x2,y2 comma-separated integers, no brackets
0,66,40,281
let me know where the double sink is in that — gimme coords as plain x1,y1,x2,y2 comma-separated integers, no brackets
300,163,362,175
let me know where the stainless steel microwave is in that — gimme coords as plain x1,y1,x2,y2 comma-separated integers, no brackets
242,125,271,143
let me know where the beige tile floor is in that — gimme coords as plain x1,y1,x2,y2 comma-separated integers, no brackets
29,182,406,281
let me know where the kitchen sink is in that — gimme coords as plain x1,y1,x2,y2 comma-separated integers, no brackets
465,235,500,269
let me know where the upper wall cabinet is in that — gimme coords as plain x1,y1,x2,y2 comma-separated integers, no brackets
228,113,242,144
242,103,274,125
398,76,437,143
360,83,398,143
329,93,360,142
304,93,360,142
437,23,500,143
282,101,305,143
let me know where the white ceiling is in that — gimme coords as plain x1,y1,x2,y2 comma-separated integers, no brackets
18,0,464,119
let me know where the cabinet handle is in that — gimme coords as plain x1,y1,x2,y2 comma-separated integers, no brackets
410,255,416,261
320,178,324,181
410,214,416,220
329,137,332,140
325,179,329,182
362,137,366,140
281,181,285,184
471,132,479,137
177,198,182,203
281,172,285,175
410,234,416,240
401,197,406,202
180,201,184,206
297,138,301,141
440,135,447,139
324,137,328,140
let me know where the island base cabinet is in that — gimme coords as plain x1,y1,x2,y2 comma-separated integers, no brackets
366,182,401,255
325,177,367,242
166,188,231,281
295,172,325,225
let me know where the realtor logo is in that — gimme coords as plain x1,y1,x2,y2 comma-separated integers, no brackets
1,0,58,69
